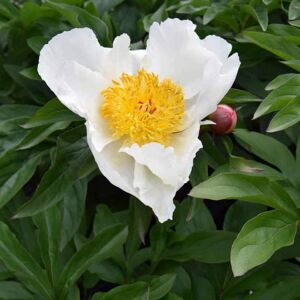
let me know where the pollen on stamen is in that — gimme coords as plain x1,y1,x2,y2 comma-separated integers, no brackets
100,69,185,146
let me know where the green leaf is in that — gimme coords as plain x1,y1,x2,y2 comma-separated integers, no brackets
175,2,208,15
92,292,105,300
45,0,110,45
0,129,27,157
58,225,128,294
265,73,297,91
289,0,300,20
19,2,47,28
190,173,298,216
33,206,61,285
0,0,18,19
0,263,14,281
222,88,261,104
234,129,295,180
93,204,120,235
163,231,236,263
223,261,288,298
93,274,176,300
0,105,38,132
224,202,267,232
0,150,42,209
3,65,48,105
150,223,169,263
268,24,300,44
149,274,176,300
243,31,300,60
0,104,36,118
267,95,300,132
188,271,216,300
19,66,41,81
225,156,284,181
244,3,268,31
282,60,300,72
200,133,227,168
254,75,300,118
89,259,125,284
50,0,83,5
190,173,257,202
18,121,70,150
94,282,148,300
231,210,298,276
0,281,33,299
27,36,49,55
66,285,80,300
60,179,87,250
0,222,53,299
93,0,125,15
23,99,82,129
295,137,300,181
190,149,208,186
163,293,183,300
244,276,300,299
203,3,226,25
143,3,167,32
0,58,14,97
174,198,216,235
14,136,91,218
126,197,152,260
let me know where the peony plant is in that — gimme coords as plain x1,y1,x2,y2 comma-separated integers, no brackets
0,0,299,299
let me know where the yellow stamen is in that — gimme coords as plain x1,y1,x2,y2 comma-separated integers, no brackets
100,69,185,146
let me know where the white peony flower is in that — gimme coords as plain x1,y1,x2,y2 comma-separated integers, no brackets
38,18,240,223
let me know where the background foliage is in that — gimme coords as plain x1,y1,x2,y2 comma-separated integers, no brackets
1,0,300,299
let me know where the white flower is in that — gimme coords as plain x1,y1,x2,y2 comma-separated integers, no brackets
38,18,240,222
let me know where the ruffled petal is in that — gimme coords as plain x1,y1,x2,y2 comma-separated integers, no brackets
87,123,177,222
99,34,141,81
200,35,232,61
87,125,138,196
120,143,178,185
170,121,202,187
38,29,143,118
133,163,176,223
189,50,240,121
38,28,107,117
86,120,115,154
145,18,217,99
120,121,202,222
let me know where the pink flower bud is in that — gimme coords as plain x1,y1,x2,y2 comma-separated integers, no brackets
209,104,237,134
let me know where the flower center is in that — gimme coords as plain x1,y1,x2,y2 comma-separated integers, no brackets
100,69,185,146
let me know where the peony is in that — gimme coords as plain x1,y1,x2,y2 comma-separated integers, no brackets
38,18,240,222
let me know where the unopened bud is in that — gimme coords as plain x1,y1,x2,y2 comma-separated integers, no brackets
209,104,237,134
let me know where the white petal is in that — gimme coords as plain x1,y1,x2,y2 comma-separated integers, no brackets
190,52,240,121
86,120,115,154
145,18,217,99
120,143,178,185
99,34,141,81
38,28,107,117
39,28,106,73
170,121,202,187
87,126,138,197
133,163,176,223
38,29,143,118
200,120,215,125
200,35,232,61
57,61,108,118
121,121,202,222
132,49,147,62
